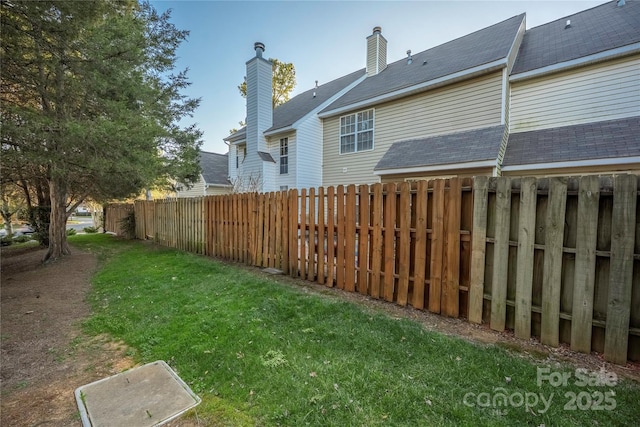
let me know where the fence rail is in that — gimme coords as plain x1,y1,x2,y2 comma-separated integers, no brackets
105,175,640,364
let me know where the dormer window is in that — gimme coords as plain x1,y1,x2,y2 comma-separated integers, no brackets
340,109,374,154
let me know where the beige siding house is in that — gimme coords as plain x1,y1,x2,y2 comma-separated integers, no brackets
503,0,640,176
320,14,526,185
176,151,231,197
225,1,639,188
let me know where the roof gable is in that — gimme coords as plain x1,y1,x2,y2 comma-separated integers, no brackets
199,151,230,186
512,1,640,75
322,14,525,114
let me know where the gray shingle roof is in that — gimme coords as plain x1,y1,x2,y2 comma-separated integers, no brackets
322,14,525,114
225,127,245,142
502,117,640,166
374,125,505,171
512,1,640,75
225,69,366,141
266,69,366,133
257,151,275,163
199,151,230,186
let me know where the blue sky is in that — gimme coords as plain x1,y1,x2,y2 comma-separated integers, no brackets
150,0,603,154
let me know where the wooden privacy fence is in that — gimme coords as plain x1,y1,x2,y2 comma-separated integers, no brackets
469,175,639,365
134,198,205,254
204,180,472,317
103,203,134,236
105,174,639,364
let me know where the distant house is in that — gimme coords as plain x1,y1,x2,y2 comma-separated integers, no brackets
176,151,231,197
225,0,639,191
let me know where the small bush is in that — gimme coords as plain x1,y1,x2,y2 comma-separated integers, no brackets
13,235,32,243
1,236,13,246
118,211,135,239
83,226,99,233
66,228,77,236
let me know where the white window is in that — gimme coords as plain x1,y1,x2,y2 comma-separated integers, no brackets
340,109,374,154
280,138,288,174
236,145,246,168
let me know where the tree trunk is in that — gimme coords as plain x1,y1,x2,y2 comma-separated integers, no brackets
44,177,71,262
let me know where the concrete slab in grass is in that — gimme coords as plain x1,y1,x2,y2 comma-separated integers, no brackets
75,360,200,427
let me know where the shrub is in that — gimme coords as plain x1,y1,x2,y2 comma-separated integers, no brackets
83,226,99,233
13,235,32,243
66,228,77,236
118,211,135,239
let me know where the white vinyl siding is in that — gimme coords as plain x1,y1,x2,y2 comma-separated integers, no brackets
279,138,289,174
510,55,640,133
322,71,503,186
295,116,323,189
268,132,296,191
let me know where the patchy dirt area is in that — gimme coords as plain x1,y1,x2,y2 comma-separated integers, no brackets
0,245,135,427
1,244,638,427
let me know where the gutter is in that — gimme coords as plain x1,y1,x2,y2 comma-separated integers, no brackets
264,125,294,137
501,156,640,172
510,42,640,82
319,59,506,118
373,159,496,176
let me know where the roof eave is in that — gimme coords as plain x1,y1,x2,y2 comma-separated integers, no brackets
264,125,295,137
510,42,640,82
374,160,497,176
502,156,640,172
319,59,507,118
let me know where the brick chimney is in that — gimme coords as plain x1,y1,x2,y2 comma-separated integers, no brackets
366,26,387,76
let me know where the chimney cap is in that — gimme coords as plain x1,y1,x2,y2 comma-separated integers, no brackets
372,26,382,34
254,42,265,57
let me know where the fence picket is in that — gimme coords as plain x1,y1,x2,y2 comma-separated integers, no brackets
469,177,488,323
412,181,428,309
308,188,316,281
571,176,600,353
383,183,396,302
345,185,357,293
515,177,537,339
289,190,299,277
541,177,568,347
397,182,411,306
358,185,370,295
336,186,345,290
326,186,335,287
443,178,461,317
317,187,326,285
429,180,445,313
491,177,511,331
604,174,637,364
370,183,383,299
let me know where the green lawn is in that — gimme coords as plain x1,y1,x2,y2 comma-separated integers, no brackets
72,234,640,426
